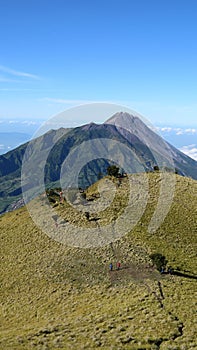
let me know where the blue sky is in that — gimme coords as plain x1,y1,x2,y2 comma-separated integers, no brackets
0,0,197,126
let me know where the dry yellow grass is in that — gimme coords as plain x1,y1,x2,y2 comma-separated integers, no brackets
0,173,196,349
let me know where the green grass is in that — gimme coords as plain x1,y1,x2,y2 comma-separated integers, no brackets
0,173,196,349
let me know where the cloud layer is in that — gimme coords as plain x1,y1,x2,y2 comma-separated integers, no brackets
179,144,197,161
157,126,197,136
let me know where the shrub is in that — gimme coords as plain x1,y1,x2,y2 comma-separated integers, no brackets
149,253,168,271
107,165,120,177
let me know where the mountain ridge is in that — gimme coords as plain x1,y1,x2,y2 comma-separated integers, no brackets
0,112,197,214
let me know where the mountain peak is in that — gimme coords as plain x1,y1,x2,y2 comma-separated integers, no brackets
104,111,155,143
105,111,137,124
104,111,150,133
82,122,98,131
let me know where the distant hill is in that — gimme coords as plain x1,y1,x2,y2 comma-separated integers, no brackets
0,173,196,349
0,112,197,214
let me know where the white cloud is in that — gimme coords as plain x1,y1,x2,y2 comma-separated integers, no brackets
179,144,197,161
0,65,40,80
185,128,197,134
176,128,197,135
21,120,39,125
8,120,20,124
0,119,41,126
157,126,197,135
160,127,173,132
176,129,184,135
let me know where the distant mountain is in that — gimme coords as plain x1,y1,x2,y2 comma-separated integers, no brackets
105,112,197,178
0,112,197,214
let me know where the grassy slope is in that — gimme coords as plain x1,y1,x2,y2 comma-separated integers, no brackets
0,173,196,349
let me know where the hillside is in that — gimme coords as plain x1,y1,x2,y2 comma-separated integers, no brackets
0,173,196,349
0,127,70,214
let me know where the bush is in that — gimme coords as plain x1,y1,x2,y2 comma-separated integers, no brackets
107,165,120,177
149,253,168,271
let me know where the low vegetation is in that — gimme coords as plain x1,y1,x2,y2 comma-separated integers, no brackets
0,173,196,349
149,253,168,272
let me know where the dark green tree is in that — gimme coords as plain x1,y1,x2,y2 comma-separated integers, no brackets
107,165,120,177
149,253,168,271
